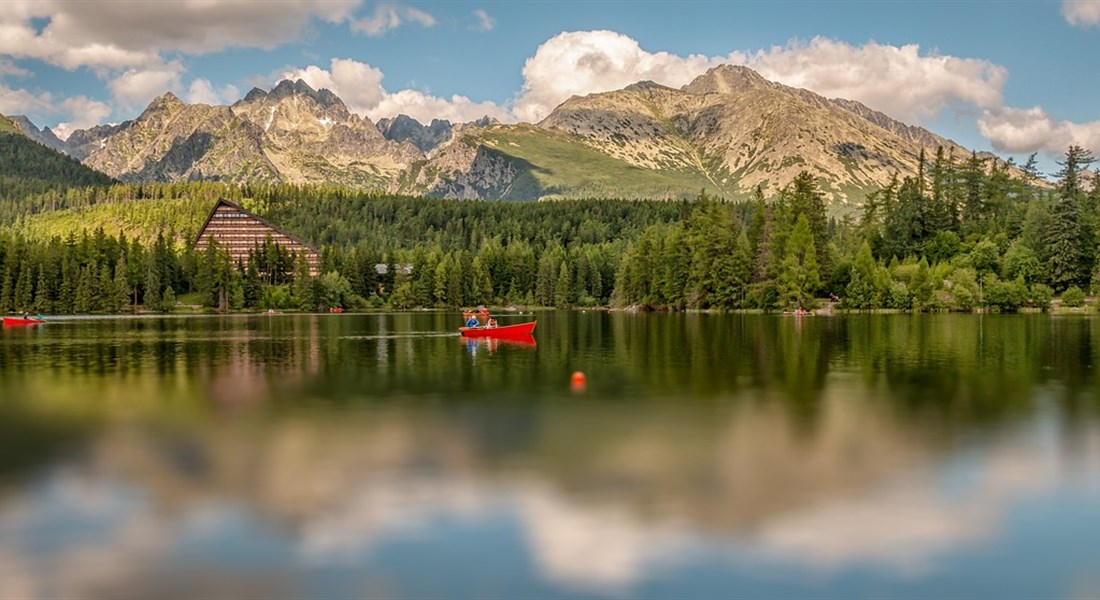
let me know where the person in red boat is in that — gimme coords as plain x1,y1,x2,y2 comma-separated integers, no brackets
487,317,497,328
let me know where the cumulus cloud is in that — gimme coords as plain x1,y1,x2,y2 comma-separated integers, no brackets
286,59,388,110
351,3,436,36
0,80,109,139
108,62,185,110
0,82,54,116
0,0,363,71
1063,0,1100,27
186,79,241,106
744,38,1006,122
472,9,495,32
513,30,738,122
511,32,1006,125
52,96,113,139
978,106,1100,154
282,58,511,124
0,59,31,78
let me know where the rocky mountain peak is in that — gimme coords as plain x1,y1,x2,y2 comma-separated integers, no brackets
377,114,453,153
241,87,268,104
262,78,343,109
682,65,772,95
623,80,673,94
143,92,186,116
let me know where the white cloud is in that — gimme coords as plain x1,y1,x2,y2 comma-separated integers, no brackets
0,59,31,78
511,32,1006,125
0,82,54,116
186,78,241,106
52,96,112,140
285,59,387,110
978,106,1100,155
744,37,1007,122
369,89,511,124
282,58,510,124
1063,0,1100,27
0,80,109,139
513,30,738,123
0,0,363,71
472,9,495,32
108,62,185,110
351,3,436,36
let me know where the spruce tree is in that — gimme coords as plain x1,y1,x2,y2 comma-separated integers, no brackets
14,260,33,312
778,213,822,310
144,260,162,313
162,286,176,312
114,256,130,313
33,265,52,314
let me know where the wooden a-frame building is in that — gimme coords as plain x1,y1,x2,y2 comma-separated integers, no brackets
193,199,320,276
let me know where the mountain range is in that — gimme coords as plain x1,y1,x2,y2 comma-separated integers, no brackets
6,65,1015,204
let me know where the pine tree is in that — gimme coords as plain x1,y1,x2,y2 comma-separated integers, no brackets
845,240,880,309
1045,146,1096,291
0,263,13,312
33,265,52,314
74,265,94,314
293,255,315,310
554,260,573,307
162,286,176,312
778,214,822,310
144,260,162,313
243,260,263,308
114,256,130,313
13,260,33,311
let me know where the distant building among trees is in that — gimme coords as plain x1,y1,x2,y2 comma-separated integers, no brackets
194,199,319,276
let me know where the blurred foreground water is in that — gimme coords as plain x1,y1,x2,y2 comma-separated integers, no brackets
1,312,1099,598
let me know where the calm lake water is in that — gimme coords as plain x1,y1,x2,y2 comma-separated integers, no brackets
1,312,1099,599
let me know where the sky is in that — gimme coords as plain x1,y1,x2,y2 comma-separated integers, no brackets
1,0,1099,173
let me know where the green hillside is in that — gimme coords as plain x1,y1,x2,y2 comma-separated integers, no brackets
0,116,113,188
458,125,737,200
9,196,211,244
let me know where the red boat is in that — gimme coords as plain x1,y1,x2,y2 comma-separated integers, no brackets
3,316,46,326
459,320,536,338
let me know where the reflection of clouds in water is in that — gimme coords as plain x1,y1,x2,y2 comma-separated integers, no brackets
515,483,692,593
0,418,1096,597
297,477,494,563
755,426,1065,574
0,473,168,599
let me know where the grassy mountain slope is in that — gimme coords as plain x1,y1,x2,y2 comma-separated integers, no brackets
0,115,20,134
417,124,731,200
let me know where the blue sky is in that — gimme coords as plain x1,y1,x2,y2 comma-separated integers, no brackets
1,1,1099,171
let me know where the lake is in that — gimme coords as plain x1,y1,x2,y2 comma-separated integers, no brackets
1,312,1099,598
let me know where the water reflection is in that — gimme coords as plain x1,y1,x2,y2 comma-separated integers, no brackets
1,313,1100,597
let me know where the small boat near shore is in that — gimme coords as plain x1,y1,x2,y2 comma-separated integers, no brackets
3,316,46,326
459,320,536,338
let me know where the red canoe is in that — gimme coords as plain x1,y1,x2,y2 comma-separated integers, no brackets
3,316,46,326
459,320,536,338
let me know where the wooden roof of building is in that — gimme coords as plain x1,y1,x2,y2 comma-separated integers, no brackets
193,199,320,254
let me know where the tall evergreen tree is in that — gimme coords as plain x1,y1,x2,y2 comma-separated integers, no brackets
778,213,821,309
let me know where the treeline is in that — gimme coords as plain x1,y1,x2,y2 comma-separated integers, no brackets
3,145,1099,314
0,229,361,314
614,147,1100,311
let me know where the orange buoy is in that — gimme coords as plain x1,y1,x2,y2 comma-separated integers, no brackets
570,371,586,392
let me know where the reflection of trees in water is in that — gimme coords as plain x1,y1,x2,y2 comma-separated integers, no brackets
6,314,1100,505
4,313,1100,595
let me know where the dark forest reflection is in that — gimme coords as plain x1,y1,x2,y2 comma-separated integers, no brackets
1,313,1099,598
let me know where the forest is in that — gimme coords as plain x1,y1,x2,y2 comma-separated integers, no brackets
1,145,1098,314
